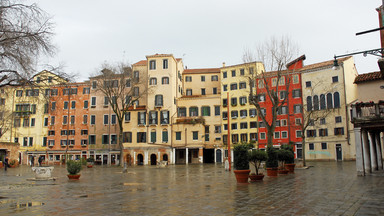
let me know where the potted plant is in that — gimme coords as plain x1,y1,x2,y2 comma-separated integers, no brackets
281,144,295,173
266,147,278,177
86,157,94,168
233,142,252,183
67,160,82,179
8,159,18,168
277,149,291,174
248,149,267,181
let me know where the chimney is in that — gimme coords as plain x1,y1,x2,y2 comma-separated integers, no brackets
222,62,226,67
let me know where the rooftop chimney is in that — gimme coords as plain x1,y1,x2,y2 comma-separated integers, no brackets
222,62,226,67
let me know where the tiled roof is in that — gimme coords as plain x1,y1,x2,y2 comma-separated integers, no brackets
354,71,383,84
183,68,220,74
146,54,173,58
133,60,147,66
299,56,352,72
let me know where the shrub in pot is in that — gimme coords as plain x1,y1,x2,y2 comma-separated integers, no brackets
277,149,292,174
67,160,82,179
248,149,267,181
86,157,95,168
281,144,295,173
266,147,278,177
233,143,252,183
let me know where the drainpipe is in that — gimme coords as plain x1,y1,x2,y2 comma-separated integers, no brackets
341,63,351,145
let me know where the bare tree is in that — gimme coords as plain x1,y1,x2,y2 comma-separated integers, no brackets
0,0,55,87
247,36,299,148
91,62,151,167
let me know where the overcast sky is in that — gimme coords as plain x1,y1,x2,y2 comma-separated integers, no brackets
29,0,382,81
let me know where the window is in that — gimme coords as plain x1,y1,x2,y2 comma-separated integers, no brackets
240,68,245,75
313,95,319,110
307,130,316,137
305,81,311,87
150,78,157,85
30,118,35,127
102,135,109,144
239,82,246,89
81,130,88,135
132,87,139,97
274,132,280,139
239,97,247,105
81,140,88,146
138,112,146,125
104,96,109,106
320,118,326,125
50,116,55,125
258,80,265,88
320,94,326,110
231,134,239,143
335,116,342,123
249,109,256,117
295,118,302,125
213,87,217,94
176,132,181,141
51,101,56,110
296,130,302,138
23,118,29,127
293,75,299,84
280,91,288,100
333,92,340,108
240,110,247,118
48,130,55,136
16,90,23,97
42,137,47,147
70,115,75,125
201,76,205,82
222,135,228,143
123,132,132,143
155,95,163,107
214,106,220,116
319,128,328,137
278,106,288,115
294,105,302,113
162,77,169,84
126,79,131,87
250,133,258,141
125,112,131,122
89,135,96,144
149,111,158,125
271,78,277,87
201,106,210,116
71,101,76,109
64,101,69,109
92,81,97,89
186,89,192,96
231,97,237,106
63,115,68,125
214,125,221,133
211,75,218,81
223,85,227,91
334,127,344,135
332,76,338,83
258,94,265,102
185,76,192,82
260,133,266,140
222,111,228,119
231,110,238,119
309,143,314,150
149,60,156,70
201,88,206,95
61,140,67,146
162,130,168,143
163,59,168,69
282,131,288,138
222,71,227,78
160,110,169,124
327,93,333,109
230,83,237,90
44,117,48,126
29,137,33,146
84,100,89,109
189,107,198,117
275,120,280,127
90,115,96,125
193,131,198,140
91,97,96,107
178,107,186,117
240,122,247,129
223,98,228,107
250,121,257,128
240,133,247,142
111,114,116,125
231,70,236,77
83,87,90,94
321,142,327,150
133,71,139,81
259,121,265,128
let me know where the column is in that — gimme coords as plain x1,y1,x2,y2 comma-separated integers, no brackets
214,148,217,163
362,130,371,173
354,127,364,175
172,148,176,164
185,148,188,164
133,152,136,166
199,148,203,163
375,131,383,170
368,131,378,171
144,150,148,165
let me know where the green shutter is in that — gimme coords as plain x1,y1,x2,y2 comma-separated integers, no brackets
151,131,156,143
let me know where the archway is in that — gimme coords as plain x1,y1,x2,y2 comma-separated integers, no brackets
150,154,157,165
216,149,222,163
137,154,144,165
162,154,168,162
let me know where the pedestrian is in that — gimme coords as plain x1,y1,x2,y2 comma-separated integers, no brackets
224,157,229,171
38,156,43,167
4,157,8,171
30,155,35,167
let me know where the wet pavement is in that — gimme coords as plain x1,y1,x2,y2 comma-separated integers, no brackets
0,161,384,216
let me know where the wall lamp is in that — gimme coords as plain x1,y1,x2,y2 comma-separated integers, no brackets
333,48,384,70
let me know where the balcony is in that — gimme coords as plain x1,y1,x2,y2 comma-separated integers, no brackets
175,116,205,125
14,111,32,117
351,101,384,128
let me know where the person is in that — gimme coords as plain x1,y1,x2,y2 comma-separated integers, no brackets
30,155,35,167
4,157,8,171
224,157,229,171
38,156,43,167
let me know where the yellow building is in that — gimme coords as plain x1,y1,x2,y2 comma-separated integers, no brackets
300,57,358,161
220,62,265,160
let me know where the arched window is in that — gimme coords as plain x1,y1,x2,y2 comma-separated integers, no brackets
306,96,312,111
313,95,319,111
333,92,340,108
327,93,333,109
320,94,326,110
162,77,169,85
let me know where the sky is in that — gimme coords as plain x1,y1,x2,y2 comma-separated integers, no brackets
28,0,382,81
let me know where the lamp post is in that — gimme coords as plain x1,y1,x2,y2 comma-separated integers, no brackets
227,92,231,171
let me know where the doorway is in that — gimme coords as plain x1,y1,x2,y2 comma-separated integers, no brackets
216,149,222,163
150,154,157,165
203,149,214,163
336,144,342,161
137,154,144,165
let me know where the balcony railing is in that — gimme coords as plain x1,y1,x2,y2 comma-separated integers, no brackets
351,101,384,123
175,116,205,125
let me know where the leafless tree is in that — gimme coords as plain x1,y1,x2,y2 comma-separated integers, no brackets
0,0,56,87
91,62,151,166
246,36,299,148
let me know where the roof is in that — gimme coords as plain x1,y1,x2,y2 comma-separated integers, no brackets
354,71,383,84
299,56,352,72
183,68,220,74
146,53,174,58
286,55,306,68
133,60,147,66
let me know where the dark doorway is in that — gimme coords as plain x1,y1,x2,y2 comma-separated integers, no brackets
137,154,144,165
150,154,157,165
296,144,303,159
336,144,342,161
203,149,214,163
162,154,168,162
216,149,222,163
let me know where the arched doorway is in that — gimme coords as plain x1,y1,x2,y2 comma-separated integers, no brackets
162,154,168,162
150,154,157,165
125,154,132,166
137,154,144,165
216,149,222,163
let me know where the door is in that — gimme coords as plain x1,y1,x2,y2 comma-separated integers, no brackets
150,154,157,165
296,144,303,159
137,154,144,165
336,144,342,161
216,149,222,163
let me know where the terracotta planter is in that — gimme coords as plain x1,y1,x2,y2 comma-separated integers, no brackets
266,167,278,177
285,163,296,173
87,165,93,168
249,174,264,181
234,170,250,183
278,169,289,175
67,174,81,180
0,162,3,168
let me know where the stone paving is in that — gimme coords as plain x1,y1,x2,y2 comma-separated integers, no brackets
0,161,384,216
